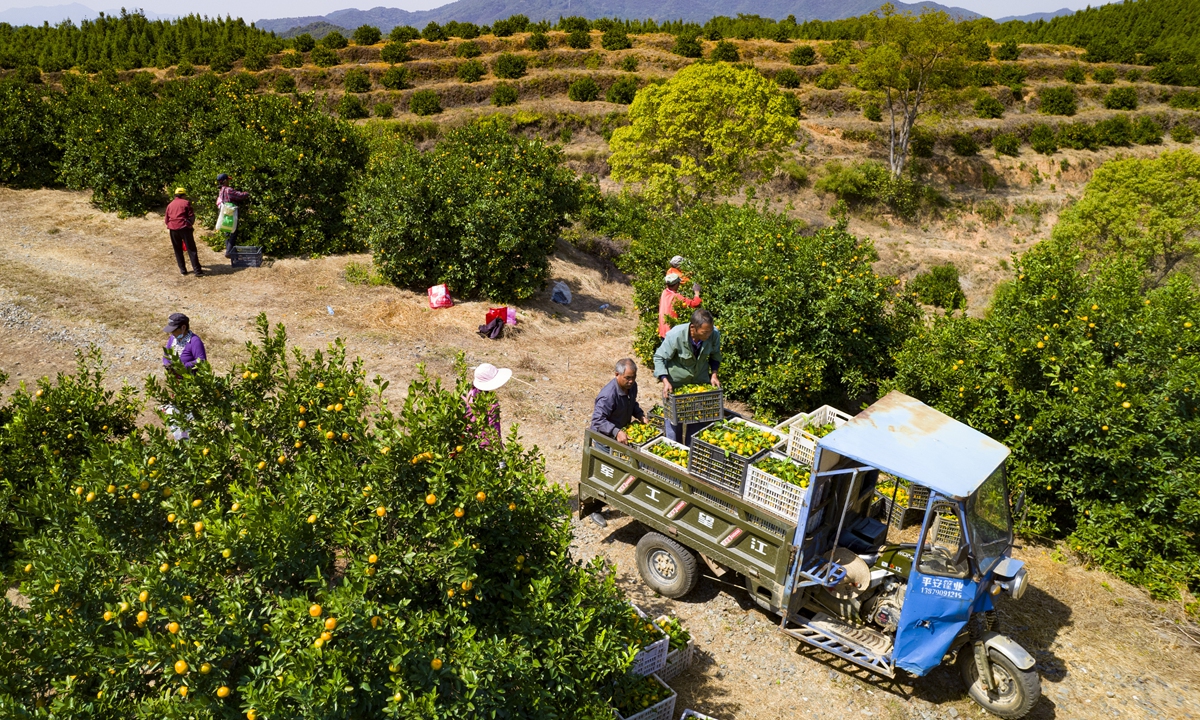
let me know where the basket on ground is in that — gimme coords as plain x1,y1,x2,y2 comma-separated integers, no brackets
230,245,263,268
744,451,809,521
664,386,723,425
628,604,670,677
687,419,784,495
613,674,676,720
785,405,852,466
680,711,720,720
654,615,695,681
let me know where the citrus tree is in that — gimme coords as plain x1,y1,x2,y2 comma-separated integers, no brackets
0,80,63,189
608,62,798,207
348,122,583,302
0,317,642,717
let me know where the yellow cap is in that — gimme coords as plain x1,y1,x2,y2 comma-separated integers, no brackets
174,187,187,195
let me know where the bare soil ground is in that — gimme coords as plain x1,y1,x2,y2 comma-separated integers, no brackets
2,188,1198,719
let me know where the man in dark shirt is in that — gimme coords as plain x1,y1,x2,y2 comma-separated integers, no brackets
590,358,646,444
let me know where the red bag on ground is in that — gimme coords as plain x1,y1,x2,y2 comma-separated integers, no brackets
428,284,453,309
486,306,508,324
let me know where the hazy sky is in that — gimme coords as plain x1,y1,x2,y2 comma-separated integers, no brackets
0,0,1114,23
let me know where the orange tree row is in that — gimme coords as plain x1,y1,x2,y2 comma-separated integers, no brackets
0,317,642,718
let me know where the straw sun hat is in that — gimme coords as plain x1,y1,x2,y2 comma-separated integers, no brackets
473,363,512,391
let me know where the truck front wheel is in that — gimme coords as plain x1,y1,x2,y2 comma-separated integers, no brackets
635,532,699,598
957,646,1041,719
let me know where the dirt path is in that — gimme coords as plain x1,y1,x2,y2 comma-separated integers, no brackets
1,188,1198,719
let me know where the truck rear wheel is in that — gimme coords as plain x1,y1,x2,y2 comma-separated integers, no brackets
635,532,698,599
957,646,1041,719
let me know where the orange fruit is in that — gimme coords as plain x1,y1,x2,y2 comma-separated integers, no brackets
138,590,149,603
454,507,464,518
461,580,472,591
179,686,188,697
247,710,258,720
278,455,287,465
316,382,325,389
313,638,325,648
201,448,209,456
167,513,176,523
231,502,241,512
508,503,516,511
192,499,202,508
326,431,335,440
147,456,157,466
106,484,116,493
85,492,96,502
168,622,180,634
159,563,170,573
365,567,376,576
103,610,114,621
217,686,231,698
425,494,437,505
174,660,188,675
370,615,381,628
193,521,204,534
431,658,443,670
325,404,335,412
298,420,306,429
200,663,211,674
307,514,317,524
368,554,378,564
381,446,390,454
298,405,307,414
376,506,387,517
320,631,332,642
222,549,231,559
475,491,486,502
309,604,322,617
447,588,455,598
324,617,338,631
256,461,266,470
341,432,349,441
335,403,343,411
75,486,84,495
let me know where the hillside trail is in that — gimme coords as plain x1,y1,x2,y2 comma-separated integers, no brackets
2,188,1198,720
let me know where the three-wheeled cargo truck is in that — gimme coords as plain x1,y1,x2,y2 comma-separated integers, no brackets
578,391,1041,718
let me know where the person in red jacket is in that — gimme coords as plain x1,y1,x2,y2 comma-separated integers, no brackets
657,272,702,338
165,188,203,276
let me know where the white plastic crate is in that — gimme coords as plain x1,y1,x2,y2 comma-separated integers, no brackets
679,711,720,720
659,638,695,681
628,604,670,677
614,674,676,720
744,451,810,521
786,405,853,466
638,437,689,488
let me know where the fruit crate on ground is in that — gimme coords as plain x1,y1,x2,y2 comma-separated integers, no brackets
654,615,695,681
638,437,689,488
785,405,853,466
680,711,720,720
230,245,263,268
628,604,670,677
687,419,784,495
744,451,810,521
613,674,676,720
664,385,723,425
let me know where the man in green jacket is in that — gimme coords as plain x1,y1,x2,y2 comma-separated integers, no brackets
653,308,721,443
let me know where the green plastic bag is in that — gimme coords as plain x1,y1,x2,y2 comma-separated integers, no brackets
216,203,238,233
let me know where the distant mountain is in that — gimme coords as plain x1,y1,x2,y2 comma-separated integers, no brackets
0,4,174,25
254,0,984,36
994,8,1075,23
280,20,353,39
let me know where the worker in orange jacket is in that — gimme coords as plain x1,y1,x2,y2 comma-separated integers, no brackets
657,272,702,338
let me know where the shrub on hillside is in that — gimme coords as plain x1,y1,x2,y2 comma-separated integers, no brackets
350,124,582,302
863,102,882,122
567,76,600,102
1093,67,1117,84
614,203,919,415
311,46,339,67
789,44,817,66
0,82,63,188
373,100,393,118
775,68,801,88
996,63,1028,88
352,24,382,46
292,33,316,52
673,34,702,58
343,68,371,93
1172,123,1195,143
969,64,996,87
457,59,485,83
1095,115,1134,146
815,70,840,90
272,73,296,93
380,41,411,63
422,22,447,42
566,29,591,49
710,40,740,62
454,40,481,58
493,52,527,79
910,126,936,158
1057,122,1099,150
389,24,420,42
605,75,638,104
409,89,442,116
815,160,925,217
1134,115,1164,144
995,39,1020,61
950,132,979,156
1104,86,1138,110
1064,63,1086,83
242,47,269,71
338,93,368,119
907,263,967,310
491,82,518,106
321,31,348,49
1030,124,1059,154
1039,86,1077,116
1170,90,1200,110
381,65,411,90
280,50,302,68
527,32,549,51
975,94,1004,119
601,27,632,51
618,55,638,72
0,319,642,717
992,132,1020,156
965,37,991,62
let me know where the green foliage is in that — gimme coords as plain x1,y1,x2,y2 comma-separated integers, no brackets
0,81,62,188
1172,123,1195,143
280,51,302,68
672,34,702,59
1057,122,1098,150
975,94,1005,118
454,40,481,58
789,45,817,66
349,124,582,302
381,41,411,63
618,55,638,72
242,47,268,71
389,25,420,43
609,62,798,206
821,39,862,64
814,160,926,218
566,30,592,50
352,25,382,46
176,60,195,76
1126,68,1143,82
863,102,882,121
321,31,348,50
527,32,549,51
491,14,529,37
457,59,485,83
381,65,411,90
1095,115,1134,146
311,46,340,68
909,126,936,158
343,68,371,93
884,236,1200,600
710,40,740,62
775,68,801,88
292,34,316,52
950,132,979,156
373,101,394,118
558,16,592,33
491,83,518,106
422,22,447,42
272,73,296,93
443,21,481,40
1170,90,1200,110
616,203,918,414
995,39,1020,61
1104,86,1138,110
338,93,368,119
1094,67,1117,84
605,75,639,104
568,77,600,102
493,53,527,79
409,90,442,116
1052,149,1200,283
1064,63,1086,84
0,319,642,716
601,28,633,51
814,69,840,89
996,63,1027,87
1030,124,1059,155
1039,86,1077,116
907,263,967,310
1134,116,1164,145
965,36,992,62
992,132,1020,156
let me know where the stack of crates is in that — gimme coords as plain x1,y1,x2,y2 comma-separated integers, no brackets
785,405,852,467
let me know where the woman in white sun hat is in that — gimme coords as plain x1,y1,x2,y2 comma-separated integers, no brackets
465,362,512,449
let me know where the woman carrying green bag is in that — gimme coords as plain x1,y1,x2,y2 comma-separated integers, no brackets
216,173,251,258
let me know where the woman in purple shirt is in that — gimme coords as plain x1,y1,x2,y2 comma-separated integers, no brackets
162,313,207,373
464,363,511,449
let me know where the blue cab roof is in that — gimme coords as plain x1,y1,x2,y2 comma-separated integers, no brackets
817,391,1010,500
